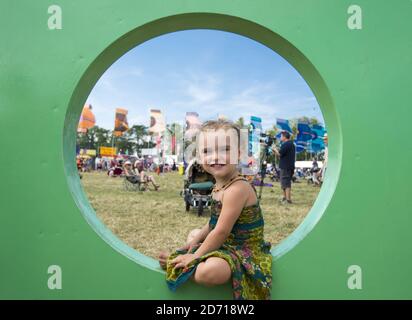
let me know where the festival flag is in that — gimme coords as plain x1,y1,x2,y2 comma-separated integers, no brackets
247,116,263,174
297,121,313,142
171,134,176,155
276,118,293,134
77,104,95,133
114,108,128,137
295,141,308,154
162,128,172,156
156,134,162,149
184,112,202,139
311,140,324,153
149,109,166,134
311,124,325,140
310,124,326,152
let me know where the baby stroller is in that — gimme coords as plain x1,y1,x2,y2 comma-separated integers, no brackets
182,160,215,216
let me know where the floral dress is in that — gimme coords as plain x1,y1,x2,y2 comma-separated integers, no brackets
166,178,272,300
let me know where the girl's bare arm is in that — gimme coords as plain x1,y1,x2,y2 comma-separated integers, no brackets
193,182,249,258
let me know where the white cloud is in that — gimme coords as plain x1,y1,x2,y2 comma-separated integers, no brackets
187,84,218,103
176,72,221,105
86,69,323,131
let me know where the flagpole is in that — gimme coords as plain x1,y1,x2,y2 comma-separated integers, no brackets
182,116,185,166
111,131,116,157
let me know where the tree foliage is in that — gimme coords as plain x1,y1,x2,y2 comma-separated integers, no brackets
77,125,155,156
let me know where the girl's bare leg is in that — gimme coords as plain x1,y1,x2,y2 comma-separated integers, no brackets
186,228,202,244
192,257,231,286
148,175,160,189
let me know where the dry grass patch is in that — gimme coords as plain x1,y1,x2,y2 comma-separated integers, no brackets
81,171,320,259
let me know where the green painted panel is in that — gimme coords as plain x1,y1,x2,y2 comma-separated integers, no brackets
0,0,411,299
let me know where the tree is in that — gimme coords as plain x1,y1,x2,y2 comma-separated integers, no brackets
129,124,150,155
236,117,245,128
76,126,113,154
94,127,111,147
115,129,135,155
309,117,319,126
77,126,98,150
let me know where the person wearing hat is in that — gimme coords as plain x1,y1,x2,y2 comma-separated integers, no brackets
133,159,160,191
124,160,140,184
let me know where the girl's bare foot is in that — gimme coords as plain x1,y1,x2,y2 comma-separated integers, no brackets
158,250,169,270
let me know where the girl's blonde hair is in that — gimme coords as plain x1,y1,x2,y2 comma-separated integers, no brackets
199,119,241,141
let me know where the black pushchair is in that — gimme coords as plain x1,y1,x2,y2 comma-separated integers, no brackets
182,160,215,216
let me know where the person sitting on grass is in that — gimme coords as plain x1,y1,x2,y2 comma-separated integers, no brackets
158,119,272,300
134,160,160,191
123,160,140,184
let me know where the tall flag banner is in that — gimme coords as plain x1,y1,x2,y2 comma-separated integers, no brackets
114,108,128,137
311,140,324,153
297,122,313,142
248,116,262,157
171,134,176,155
295,121,312,154
162,127,172,156
155,134,162,150
311,124,325,140
184,112,202,140
295,141,308,154
311,124,326,152
276,118,293,133
77,104,95,133
149,109,166,134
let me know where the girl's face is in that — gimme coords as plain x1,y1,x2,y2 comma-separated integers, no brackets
198,128,239,179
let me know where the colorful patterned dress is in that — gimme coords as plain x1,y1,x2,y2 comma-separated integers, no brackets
166,179,272,300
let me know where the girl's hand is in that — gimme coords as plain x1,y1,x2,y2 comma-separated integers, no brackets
177,241,198,252
171,254,198,269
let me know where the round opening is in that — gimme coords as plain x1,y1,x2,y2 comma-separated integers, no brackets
64,13,341,271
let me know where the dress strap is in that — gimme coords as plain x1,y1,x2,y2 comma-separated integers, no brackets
217,176,249,205
221,176,248,191
250,182,258,197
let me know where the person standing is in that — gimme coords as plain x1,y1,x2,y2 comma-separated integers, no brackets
95,156,101,171
272,131,296,204
321,133,328,182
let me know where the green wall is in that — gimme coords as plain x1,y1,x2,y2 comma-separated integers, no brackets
0,0,411,299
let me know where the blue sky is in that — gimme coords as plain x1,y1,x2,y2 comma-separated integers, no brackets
86,29,323,130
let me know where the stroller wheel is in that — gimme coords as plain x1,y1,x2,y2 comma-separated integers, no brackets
198,201,204,216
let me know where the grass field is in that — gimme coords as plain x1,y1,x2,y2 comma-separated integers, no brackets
81,171,320,259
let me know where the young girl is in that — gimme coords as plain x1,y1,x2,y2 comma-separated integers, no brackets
159,119,272,300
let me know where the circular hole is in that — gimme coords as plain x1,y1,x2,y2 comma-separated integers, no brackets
64,14,341,271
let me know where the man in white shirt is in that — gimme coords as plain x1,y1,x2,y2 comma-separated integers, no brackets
321,134,328,181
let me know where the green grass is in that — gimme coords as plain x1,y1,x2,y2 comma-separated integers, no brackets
81,171,320,259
